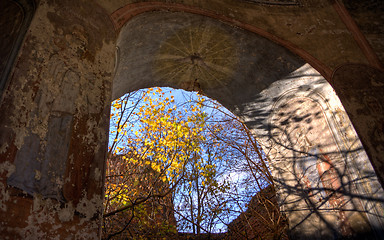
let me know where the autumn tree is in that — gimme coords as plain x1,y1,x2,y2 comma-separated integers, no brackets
103,88,219,239
198,98,288,240
170,97,236,235
103,87,287,240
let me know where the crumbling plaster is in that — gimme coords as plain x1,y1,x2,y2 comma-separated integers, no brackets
0,0,115,238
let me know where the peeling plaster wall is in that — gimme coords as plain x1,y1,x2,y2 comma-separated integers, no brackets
0,0,115,238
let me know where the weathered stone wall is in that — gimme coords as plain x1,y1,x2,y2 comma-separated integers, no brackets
227,185,288,239
344,0,384,64
104,155,177,238
247,64,384,239
332,65,384,191
0,0,115,238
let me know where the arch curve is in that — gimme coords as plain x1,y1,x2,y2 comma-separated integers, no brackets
111,2,332,81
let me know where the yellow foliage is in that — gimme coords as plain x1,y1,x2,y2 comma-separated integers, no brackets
106,87,215,216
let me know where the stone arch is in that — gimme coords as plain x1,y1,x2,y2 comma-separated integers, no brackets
112,10,384,239
112,10,308,104
110,2,384,199
110,2,332,81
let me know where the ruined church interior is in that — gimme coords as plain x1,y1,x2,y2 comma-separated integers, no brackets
0,0,384,239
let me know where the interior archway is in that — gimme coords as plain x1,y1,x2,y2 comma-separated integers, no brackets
112,11,384,239
104,87,285,238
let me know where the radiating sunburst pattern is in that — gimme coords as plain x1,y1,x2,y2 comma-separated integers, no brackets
154,24,238,90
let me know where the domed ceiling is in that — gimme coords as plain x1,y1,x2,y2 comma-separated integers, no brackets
113,11,305,110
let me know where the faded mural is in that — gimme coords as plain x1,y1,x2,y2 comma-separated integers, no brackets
244,65,384,239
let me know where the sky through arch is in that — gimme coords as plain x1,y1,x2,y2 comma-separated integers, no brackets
104,87,278,238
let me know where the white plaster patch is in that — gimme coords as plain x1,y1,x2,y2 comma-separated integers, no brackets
0,182,10,211
0,161,16,177
58,202,74,222
0,142,9,154
76,193,103,225
34,170,41,180
94,167,102,182
32,193,43,212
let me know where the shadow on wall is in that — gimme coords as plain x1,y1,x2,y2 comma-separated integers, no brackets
239,65,384,239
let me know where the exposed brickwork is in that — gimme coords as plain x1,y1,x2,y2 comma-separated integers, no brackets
227,186,288,240
103,155,177,239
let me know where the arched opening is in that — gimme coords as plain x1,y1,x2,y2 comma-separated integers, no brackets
103,87,284,239
109,10,384,239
